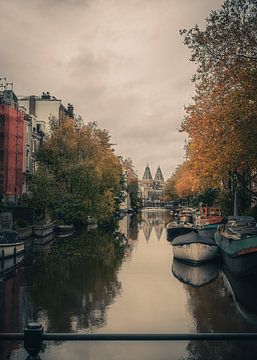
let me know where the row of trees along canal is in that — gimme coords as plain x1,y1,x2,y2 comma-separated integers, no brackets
24,117,141,226
165,0,257,216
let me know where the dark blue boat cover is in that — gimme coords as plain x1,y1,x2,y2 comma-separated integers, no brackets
172,230,216,246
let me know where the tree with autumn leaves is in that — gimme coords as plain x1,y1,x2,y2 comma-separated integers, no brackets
168,0,257,214
27,119,125,225
120,157,142,210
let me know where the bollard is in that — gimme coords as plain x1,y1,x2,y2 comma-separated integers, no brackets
24,323,44,358
1,250,4,269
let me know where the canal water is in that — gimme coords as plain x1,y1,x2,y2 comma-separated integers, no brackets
2,209,257,359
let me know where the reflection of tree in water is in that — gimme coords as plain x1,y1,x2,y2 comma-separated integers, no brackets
128,213,141,240
181,273,257,360
23,228,125,333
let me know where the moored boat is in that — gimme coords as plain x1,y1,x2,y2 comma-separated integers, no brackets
0,229,25,258
177,208,193,223
172,230,218,264
166,221,195,242
32,222,55,237
55,224,75,234
172,258,218,287
195,207,223,230
215,216,257,276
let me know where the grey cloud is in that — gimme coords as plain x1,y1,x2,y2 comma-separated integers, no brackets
0,0,223,177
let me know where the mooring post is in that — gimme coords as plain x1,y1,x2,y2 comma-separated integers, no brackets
24,323,44,358
1,250,4,269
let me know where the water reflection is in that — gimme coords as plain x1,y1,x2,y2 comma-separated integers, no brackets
23,228,126,333
141,208,170,241
3,211,257,359
182,267,257,359
0,257,24,359
172,258,218,287
222,267,257,322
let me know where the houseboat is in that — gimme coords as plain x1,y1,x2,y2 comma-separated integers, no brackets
172,230,218,264
215,216,257,276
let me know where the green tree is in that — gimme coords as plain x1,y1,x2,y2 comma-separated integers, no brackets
121,157,142,210
29,119,124,225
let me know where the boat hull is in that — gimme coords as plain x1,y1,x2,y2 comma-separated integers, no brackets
0,242,25,258
215,231,257,257
33,223,54,237
172,242,218,264
215,225,257,275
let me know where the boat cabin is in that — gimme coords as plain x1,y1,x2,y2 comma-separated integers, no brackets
195,207,223,226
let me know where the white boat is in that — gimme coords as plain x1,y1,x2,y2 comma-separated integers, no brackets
172,230,218,264
32,222,55,237
0,229,25,258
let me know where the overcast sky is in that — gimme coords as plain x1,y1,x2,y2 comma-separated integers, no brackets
1,0,223,179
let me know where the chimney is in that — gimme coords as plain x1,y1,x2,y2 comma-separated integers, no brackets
67,103,74,117
42,91,51,100
29,95,36,115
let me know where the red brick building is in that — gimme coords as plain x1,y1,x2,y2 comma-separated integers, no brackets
0,89,24,202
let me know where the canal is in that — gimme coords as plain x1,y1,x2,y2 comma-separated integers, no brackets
2,209,257,359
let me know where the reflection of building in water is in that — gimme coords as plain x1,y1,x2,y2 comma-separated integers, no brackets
139,165,165,206
154,221,163,240
141,209,169,241
142,218,153,241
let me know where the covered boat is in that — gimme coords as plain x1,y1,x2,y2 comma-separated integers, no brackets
215,216,257,276
215,216,257,275
172,230,218,264
166,221,195,242
172,258,218,287
0,229,25,258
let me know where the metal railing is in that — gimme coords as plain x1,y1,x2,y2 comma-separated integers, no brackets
2,323,257,359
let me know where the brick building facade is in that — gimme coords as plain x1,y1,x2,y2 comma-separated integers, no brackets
0,89,24,202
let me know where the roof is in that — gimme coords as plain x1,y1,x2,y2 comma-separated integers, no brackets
142,165,153,180
154,166,164,182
